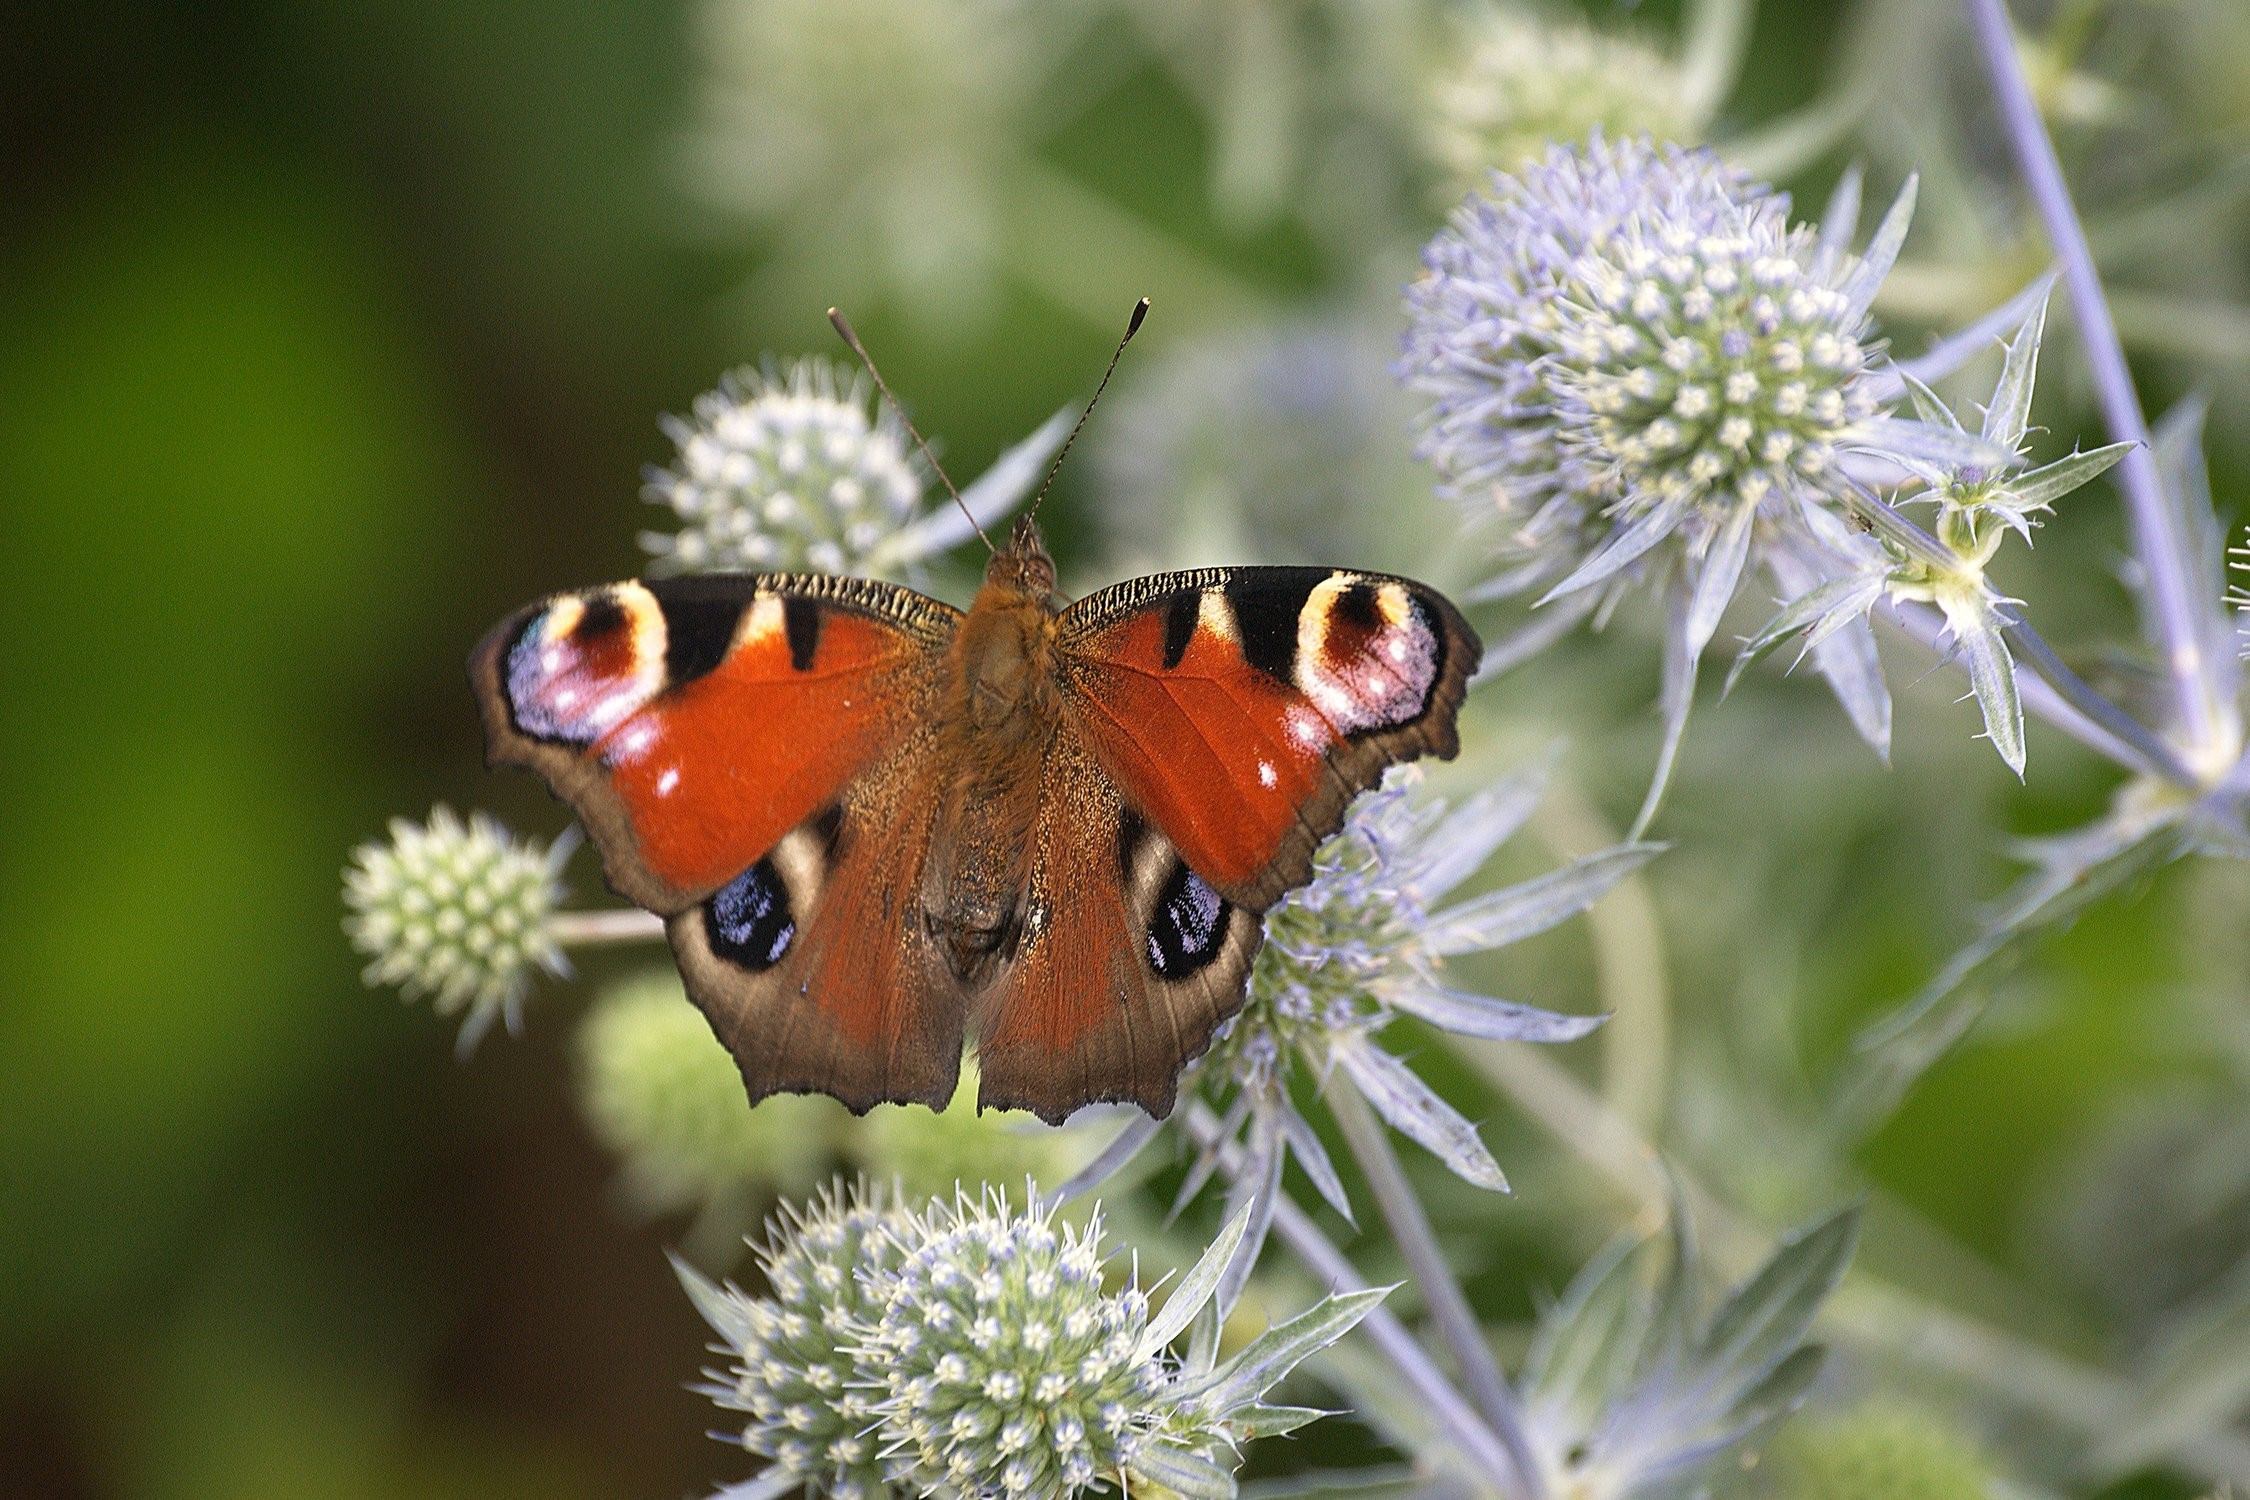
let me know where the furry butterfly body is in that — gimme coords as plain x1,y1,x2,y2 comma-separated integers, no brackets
473,514,1477,1124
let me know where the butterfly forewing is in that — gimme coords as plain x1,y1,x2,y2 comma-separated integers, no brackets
1055,566,1481,910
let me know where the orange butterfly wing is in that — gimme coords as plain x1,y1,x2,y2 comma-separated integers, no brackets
974,566,1480,1121
471,574,965,1109
1056,567,1480,907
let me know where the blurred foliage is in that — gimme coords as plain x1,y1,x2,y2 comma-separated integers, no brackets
3,0,2246,1497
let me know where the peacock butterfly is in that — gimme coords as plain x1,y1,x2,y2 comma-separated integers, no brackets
470,303,1480,1123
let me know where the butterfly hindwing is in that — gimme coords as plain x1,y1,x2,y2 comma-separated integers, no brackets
974,722,1264,1123
1056,566,1480,911
666,736,963,1112
470,573,959,912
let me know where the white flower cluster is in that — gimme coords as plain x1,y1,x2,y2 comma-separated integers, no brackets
342,806,570,1051
681,1184,1378,1499
643,359,926,575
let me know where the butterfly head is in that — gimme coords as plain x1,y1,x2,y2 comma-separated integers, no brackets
986,514,1057,599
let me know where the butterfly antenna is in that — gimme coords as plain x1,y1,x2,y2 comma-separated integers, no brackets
827,306,995,555
1027,296,1150,523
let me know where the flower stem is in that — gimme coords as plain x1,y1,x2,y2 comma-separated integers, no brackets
1963,0,2225,762
1326,1080,1546,1500
1181,1101,1528,1493
549,908,666,946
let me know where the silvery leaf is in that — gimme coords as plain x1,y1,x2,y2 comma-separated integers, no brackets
1127,1441,1238,1500
1980,291,2049,449
1837,174,1916,321
1218,1099,1286,1317
1056,1110,1164,1203
1279,1103,1355,1223
1538,492,1696,604
1142,1200,1257,1360
1334,1037,1507,1192
1951,604,2026,775
1997,442,2133,512
1387,982,1606,1044
1421,842,1663,957
1198,1287,1391,1413
1405,754,1554,903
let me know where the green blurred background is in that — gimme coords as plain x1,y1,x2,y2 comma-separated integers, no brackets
4,1,2245,1495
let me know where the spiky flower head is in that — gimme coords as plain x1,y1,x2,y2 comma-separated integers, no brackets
1403,137,1933,602
683,1187,1377,1499
864,1188,1200,1496
1422,11,1700,194
1734,294,2130,776
576,969,842,1217
679,1180,912,1500
642,359,925,576
342,806,570,1052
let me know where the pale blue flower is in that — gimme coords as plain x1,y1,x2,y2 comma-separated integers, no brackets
1401,136,1993,824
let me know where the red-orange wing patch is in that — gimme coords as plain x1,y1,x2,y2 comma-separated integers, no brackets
470,573,958,913
1056,567,1479,911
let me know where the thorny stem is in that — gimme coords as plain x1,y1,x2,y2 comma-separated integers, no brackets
1180,1101,1528,1494
549,908,666,946
1964,0,2226,762
1463,1041,2250,1487
1326,1081,1546,1500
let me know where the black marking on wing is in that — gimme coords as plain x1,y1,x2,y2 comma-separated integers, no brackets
654,589,742,688
577,592,629,640
706,857,796,972
783,595,824,672
1160,590,1199,669
1147,858,1231,979
1224,571,1321,683
1330,579,1382,632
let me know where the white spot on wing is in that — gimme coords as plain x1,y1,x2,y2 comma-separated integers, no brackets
656,767,680,796
1257,759,1277,789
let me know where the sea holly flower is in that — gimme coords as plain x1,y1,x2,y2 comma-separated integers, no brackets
1733,292,2133,776
678,1180,912,1500
642,356,1068,580
1401,135,1991,824
682,1186,1382,1499
1517,1203,1859,1499
1420,11,1701,195
342,806,573,1053
1070,762,1657,1310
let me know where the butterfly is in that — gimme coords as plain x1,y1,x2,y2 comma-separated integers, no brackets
470,303,1480,1123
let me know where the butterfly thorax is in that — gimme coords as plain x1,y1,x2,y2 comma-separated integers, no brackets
921,524,1066,982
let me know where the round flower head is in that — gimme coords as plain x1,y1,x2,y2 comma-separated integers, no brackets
680,1180,913,1499
864,1189,1222,1497
643,358,927,576
1403,136,1894,582
1422,11,1700,194
577,970,842,1217
342,806,570,1052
